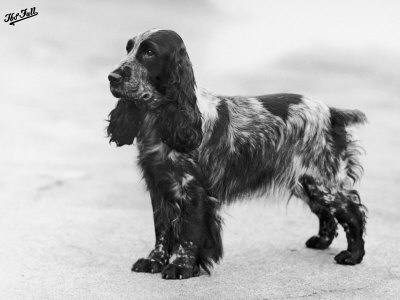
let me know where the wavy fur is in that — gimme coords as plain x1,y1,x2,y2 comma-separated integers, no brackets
157,37,202,153
107,99,141,146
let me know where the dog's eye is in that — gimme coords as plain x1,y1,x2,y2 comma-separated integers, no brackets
144,50,155,57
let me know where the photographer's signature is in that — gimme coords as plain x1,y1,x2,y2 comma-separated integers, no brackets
4,7,38,26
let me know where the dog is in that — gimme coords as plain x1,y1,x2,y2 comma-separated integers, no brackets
106,29,367,280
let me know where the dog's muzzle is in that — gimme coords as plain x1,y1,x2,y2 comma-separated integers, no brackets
108,72,122,85
108,66,153,101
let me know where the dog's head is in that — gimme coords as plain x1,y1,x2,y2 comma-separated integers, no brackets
108,29,202,152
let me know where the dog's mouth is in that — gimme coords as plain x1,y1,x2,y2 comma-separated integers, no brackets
109,86,123,98
110,85,153,102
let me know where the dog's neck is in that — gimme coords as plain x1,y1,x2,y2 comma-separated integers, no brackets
134,99,164,147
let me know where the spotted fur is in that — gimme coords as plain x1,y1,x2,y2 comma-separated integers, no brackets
107,29,368,280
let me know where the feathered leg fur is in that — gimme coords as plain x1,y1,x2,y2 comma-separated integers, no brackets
132,191,171,273
132,147,223,278
300,175,367,265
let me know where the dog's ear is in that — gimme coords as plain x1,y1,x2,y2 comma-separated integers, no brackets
158,45,202,153
107,99,141,147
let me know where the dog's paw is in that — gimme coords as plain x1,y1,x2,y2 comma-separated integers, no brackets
305,235,331,250
131,258,165,273
334,249,365,265
161,263,200,280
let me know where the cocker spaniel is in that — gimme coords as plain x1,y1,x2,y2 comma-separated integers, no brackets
106,29,367,280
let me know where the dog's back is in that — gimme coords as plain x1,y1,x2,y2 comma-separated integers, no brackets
197,89,366,202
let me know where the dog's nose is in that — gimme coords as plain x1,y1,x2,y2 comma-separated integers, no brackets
108,72,122,84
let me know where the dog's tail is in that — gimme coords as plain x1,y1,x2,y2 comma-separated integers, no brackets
329,107,367,127
329,107,367,184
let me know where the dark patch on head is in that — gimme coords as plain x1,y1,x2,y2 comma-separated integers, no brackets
136,30,190,96
257,93,302,122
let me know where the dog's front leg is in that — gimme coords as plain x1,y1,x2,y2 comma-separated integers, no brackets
132,191,171,273
159,174,223,280
132,157,223,279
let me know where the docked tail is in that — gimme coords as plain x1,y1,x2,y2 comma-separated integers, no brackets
329,107,367,127
329,107,367,184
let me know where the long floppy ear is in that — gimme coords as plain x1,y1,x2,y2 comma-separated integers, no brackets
107,99,141,147
158,46,202,153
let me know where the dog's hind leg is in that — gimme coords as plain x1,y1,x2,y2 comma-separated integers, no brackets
294,179,337,250
300,175,367,265
305,202,337,250
329,190,367,265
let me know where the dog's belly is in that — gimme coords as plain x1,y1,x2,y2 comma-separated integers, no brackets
201,145,296,202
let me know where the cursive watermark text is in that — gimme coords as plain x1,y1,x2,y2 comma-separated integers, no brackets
4,7,38,26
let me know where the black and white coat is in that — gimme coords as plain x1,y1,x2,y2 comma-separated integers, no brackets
107,29,367,280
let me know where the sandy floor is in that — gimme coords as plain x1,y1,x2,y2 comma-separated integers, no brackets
1,0,400,299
